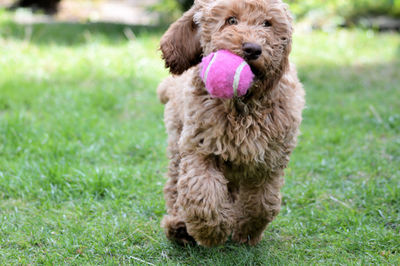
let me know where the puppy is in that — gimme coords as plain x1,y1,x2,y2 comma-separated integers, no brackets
157,0,305,247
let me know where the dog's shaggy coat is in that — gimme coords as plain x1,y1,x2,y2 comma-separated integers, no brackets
157,0,305,247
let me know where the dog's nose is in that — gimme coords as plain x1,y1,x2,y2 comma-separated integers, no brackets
242,42,262,60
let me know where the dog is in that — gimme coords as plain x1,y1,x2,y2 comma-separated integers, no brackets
157,0,305,247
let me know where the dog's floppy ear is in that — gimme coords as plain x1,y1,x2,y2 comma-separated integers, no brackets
280,5,293,75
160,6,202,75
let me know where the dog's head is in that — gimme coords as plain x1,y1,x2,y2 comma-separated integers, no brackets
160,0,293,89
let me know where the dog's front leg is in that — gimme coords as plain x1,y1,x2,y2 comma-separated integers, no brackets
177,154,233,247
232,173,283,246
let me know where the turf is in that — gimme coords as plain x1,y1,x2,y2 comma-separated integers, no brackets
0,9,399,264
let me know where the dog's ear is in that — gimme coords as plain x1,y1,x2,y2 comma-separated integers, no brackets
282,9,293,74
280,36,292,74
276,3,293,77
160,6,202,75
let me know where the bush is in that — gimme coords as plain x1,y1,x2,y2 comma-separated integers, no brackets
9,0,61,14
177,0,194,11
149,0,184,23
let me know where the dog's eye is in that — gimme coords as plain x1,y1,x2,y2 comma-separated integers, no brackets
227,16,238,25
263,20,272,27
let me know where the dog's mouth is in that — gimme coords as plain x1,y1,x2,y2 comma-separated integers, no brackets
206,48,266,80
241,53,266,80
248,63,264,80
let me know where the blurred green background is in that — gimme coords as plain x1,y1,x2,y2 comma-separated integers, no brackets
287,0,400,19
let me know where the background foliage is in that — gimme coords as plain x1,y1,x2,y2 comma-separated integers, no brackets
155,0,400,25
288,0,400,20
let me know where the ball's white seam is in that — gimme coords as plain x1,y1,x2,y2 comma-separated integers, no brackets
204,52,218,85
233,61,247,97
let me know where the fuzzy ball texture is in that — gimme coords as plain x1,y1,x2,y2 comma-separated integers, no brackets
200,50,254,99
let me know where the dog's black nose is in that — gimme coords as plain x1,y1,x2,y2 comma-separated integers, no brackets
242,42,262,60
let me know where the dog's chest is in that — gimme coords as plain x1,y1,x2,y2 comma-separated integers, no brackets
192,106,296,167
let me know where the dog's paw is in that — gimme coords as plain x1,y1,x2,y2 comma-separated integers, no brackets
232,230,263,246
195,228,230,247
186,220,232,247
161,215,196,245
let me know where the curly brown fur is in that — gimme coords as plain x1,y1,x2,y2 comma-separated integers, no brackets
160,6,203,75
158,0,305,247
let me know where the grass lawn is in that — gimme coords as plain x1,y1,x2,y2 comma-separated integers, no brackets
0,9,399,264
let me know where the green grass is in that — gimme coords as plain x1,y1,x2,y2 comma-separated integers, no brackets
0,9,399,264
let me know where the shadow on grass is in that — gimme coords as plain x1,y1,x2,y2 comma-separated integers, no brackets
0,20,167,46
163,235,287,265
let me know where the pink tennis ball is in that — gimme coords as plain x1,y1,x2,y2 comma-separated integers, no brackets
200,50,254,99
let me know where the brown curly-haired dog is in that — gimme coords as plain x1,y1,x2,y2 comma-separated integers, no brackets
157,0,305,247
